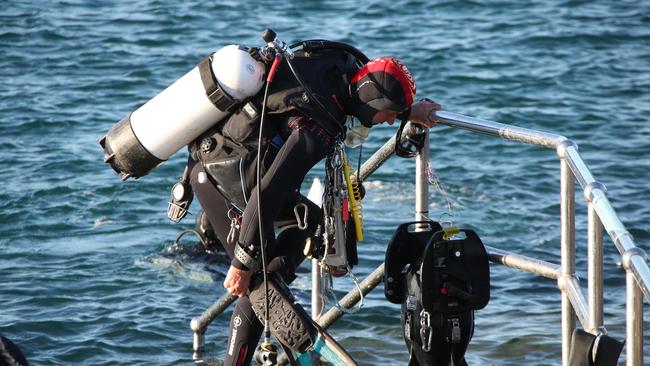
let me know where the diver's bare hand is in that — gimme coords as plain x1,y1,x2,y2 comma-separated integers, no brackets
224,265,252,297
410,99,442,128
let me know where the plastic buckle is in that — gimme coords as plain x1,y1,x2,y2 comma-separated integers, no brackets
207,84,238,112
406,295,418,311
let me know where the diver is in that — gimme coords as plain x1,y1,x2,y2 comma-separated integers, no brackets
188,45,441,364
100,32,441,365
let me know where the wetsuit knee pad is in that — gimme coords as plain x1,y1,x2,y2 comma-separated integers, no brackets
248,274,315,353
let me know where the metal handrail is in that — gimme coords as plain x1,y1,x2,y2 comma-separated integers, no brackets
189,112,648,366
437,111,648,365
438,111,650,298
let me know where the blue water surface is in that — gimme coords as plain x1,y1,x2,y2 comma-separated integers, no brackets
1,1,649,365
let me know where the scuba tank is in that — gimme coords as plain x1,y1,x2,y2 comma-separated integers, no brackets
99,45,265,180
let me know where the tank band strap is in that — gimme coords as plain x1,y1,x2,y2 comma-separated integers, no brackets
199,56,239,113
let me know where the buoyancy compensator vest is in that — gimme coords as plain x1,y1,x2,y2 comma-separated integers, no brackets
99,45,266,180
189,40,368,208
384,222,491,366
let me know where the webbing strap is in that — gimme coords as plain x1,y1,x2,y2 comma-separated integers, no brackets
198,56,238,112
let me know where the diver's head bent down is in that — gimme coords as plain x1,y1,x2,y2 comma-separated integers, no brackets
349,56,441,128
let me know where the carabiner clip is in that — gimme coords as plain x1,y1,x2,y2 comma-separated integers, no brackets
294,202,308,230
227,209,241,244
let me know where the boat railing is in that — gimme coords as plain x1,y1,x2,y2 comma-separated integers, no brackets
436,111,648,366
189,112,649,366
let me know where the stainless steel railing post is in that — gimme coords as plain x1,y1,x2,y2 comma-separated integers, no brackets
548,132,650,303
415,130,430,224
626,272,643,366
558,141,577,366
587,204,604,331
585,182,606,332
311,258,323,319
623,246,647,366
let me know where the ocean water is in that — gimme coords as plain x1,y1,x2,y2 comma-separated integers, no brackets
1,1,649,365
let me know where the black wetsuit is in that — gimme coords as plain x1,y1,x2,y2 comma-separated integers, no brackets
189,116,333,365
188,47,358,365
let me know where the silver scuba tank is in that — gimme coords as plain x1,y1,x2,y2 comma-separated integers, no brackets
99,45,265,180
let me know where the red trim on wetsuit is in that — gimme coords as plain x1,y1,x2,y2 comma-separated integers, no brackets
235,345,248,366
